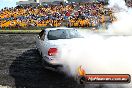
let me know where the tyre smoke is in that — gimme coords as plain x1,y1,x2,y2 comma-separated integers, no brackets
60,0,132,88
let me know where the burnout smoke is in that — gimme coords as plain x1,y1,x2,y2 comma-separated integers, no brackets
59,0,132,88
108,0,132,35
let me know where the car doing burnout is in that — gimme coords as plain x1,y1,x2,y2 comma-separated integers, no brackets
36,27,83,71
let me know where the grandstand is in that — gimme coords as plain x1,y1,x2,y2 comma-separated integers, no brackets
0,1,115,29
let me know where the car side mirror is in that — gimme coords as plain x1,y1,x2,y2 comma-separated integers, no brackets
38,36,44,41
38,35,40,39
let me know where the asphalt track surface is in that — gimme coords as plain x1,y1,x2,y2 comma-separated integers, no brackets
0,34,85,88
0,34,126,88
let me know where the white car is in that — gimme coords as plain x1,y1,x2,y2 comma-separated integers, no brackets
36,27,83,71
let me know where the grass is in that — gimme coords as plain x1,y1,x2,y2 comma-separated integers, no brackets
0,27,107,34
0,30,42,34
0,27,46,34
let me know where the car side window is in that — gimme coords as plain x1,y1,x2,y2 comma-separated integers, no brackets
39,30,45,40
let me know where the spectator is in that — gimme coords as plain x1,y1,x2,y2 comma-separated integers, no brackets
0,2,115,28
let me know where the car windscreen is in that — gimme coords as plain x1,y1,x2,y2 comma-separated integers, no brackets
47,29,83,40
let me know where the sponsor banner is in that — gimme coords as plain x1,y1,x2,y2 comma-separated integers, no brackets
78,74,131,84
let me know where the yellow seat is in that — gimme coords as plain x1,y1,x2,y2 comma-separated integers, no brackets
74,22,79,27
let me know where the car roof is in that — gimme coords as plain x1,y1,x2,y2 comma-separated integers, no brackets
44,27,75,31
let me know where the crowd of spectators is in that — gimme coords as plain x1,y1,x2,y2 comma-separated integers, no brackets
0,2,115,29
126,1,132,7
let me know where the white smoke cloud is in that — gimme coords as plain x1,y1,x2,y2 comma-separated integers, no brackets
108,10,132,35
108,0,127,9
107,0,132,35
60,34,132,87
59,0,132,88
